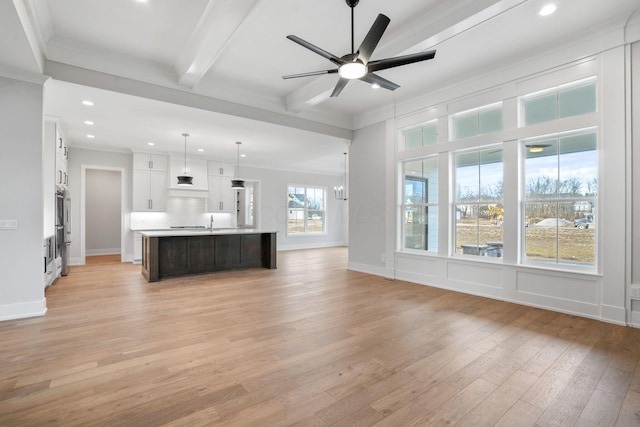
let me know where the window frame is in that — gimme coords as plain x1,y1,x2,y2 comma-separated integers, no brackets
452,144,504,259
449,102,503,141
286,185,327,235
520,128,598,270
400,155,439,254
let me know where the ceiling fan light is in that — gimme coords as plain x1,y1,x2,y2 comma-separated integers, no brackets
339,62,367,79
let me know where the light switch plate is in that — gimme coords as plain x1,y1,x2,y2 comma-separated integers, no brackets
0,220,18,230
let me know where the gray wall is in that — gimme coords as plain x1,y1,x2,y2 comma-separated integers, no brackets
67,148,133,263
86,169,121,255
348,121,388,268
241,165,347,250
0,76,46,320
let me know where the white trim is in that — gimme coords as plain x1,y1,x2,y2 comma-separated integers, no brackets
278,241,346,251
80,165,126,265
86,248,121,256
0,298,47,321
347,261,395,279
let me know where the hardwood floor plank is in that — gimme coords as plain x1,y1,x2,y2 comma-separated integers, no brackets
0,248,639,426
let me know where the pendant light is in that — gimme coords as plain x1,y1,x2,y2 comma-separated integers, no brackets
334,152,347,200
231,141,245,189
177,132,193,186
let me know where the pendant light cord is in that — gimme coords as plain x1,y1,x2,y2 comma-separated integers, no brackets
182,133,189,174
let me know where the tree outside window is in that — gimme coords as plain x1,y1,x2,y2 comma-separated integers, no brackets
287,186,326,234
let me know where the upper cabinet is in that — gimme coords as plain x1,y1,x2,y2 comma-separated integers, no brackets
207,161,235,177
133,153,168,212
133,154,167,172
169,157,208,191
55,126,68,189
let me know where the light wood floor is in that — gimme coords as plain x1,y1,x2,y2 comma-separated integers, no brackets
2,248,640,426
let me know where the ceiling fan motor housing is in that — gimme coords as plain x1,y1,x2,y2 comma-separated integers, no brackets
346,0,360,8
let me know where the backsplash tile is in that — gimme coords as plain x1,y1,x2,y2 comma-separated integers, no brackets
130,198,234,230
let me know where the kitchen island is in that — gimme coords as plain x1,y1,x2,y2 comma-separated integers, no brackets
140,229,277,282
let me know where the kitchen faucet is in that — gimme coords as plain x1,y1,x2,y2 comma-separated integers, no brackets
209,215,214,230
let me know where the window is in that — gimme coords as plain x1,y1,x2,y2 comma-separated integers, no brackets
287,186,326,234
451,103,502,140
401,157,438,252
523,130,597,267
454,147,504,257
521,78,596,126
402,121,437,151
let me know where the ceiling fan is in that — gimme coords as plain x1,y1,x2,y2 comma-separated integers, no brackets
282,0,436,97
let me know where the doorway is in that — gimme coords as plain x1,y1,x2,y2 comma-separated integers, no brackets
80,166,126,264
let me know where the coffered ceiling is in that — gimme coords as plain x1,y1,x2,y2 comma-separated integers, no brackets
2,0,639,173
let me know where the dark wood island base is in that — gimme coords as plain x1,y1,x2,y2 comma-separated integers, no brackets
141,230,277,282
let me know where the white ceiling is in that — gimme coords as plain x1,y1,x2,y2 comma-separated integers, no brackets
3,0,639,173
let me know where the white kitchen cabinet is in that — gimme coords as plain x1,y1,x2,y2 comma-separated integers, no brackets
133,153,167,212
169,157,208,190
207,175,236,212
207,161,234,177
55,127,68,189
133,153,167,172
133,169,167,211
133,232,142,264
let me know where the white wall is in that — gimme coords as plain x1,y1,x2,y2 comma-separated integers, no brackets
86,169,121,255
348,22,636,326
241,165,347,250
0,75,47,320
43,120,56,238
347,121,392,277
67,148,133,263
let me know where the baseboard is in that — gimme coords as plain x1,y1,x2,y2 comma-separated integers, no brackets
601,304,627,326
0,298,47,322
278,242,346,251
347,261,395,279
86,248,121,256
69,257,83,266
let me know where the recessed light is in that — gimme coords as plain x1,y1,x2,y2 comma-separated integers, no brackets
371,83,380,89
240,154,247,158
147,142,155,146
197,148,204,152
86,134,95,139
82,100,94,106
539,4,557,16
84,120,94,125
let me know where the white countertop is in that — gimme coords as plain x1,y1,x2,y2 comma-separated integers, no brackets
140,229,277,237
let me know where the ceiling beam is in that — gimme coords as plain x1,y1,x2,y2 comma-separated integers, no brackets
44,60,353,141
0,0,46,74
284,0,526,113
175,0,263,89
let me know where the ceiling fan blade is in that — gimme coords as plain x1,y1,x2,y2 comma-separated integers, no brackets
330,78,349,97
282,69,338,79
367,50,436,73
356,14,390,64
286,35,346,66
360,73,400,91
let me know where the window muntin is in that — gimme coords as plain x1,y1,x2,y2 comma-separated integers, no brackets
451,103,503,140
523,131,597,267
287,186,326,234
522,79,596,126
454,147,504,257
402,122,437,151
401,157,438,252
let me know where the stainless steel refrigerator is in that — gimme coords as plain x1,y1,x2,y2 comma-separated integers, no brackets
56,188,71,276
